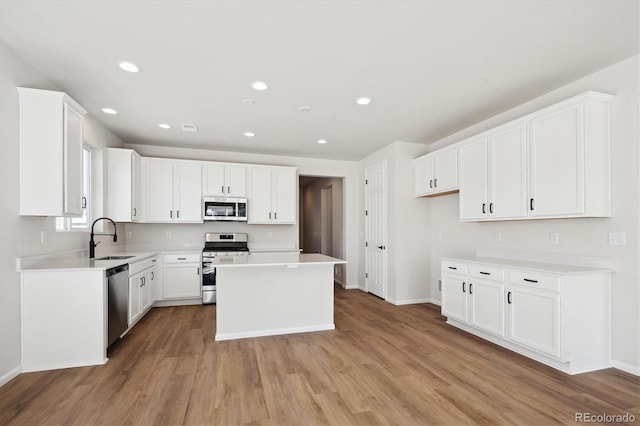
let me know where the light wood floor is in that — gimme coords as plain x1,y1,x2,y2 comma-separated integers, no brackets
1,286,638,425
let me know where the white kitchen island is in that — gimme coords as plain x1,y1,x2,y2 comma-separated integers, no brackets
214,252,346,341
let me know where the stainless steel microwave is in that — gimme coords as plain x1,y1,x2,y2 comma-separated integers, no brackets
203,197,248,221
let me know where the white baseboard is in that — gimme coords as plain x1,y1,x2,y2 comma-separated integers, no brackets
153,298,202,307
611,359,640,376
215,323,335,341
0,365,22,388
424,298,441,306
387,298,432,306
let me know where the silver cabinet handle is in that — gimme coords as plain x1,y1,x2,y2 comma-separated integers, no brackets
434,178,437,188
269,212,271,219
177,210,180,218
274,212,277,220
177,257,187,260
133,207,137,217
170,210,173,218
151,271,154,280
197,267,200,275
227,186,230,194
221,185,224,193
429,179,433,188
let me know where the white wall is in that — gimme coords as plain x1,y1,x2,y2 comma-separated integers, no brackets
0,41,125,384
425,55,640,373
124,144,360,289
360,141,431,304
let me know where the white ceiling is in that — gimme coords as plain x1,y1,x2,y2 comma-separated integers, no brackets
1,1,638,161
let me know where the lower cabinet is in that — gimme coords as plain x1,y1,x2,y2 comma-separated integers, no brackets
162,253,201,299
128,256,157,326
440,257,610,374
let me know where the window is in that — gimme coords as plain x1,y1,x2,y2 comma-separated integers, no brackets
56,147,92,231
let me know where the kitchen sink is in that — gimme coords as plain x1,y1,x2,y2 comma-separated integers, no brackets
96,255,135,260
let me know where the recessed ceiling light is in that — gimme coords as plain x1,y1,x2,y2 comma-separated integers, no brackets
119,61,140,73
102,107,117,115
317,139,327,144
244,132,255,137
356,97,371,105
251,81,268,91
299,106,311,112
241,98,255,105
158,123,171,129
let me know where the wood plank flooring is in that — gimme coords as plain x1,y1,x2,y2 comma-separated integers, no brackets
1,286,638,425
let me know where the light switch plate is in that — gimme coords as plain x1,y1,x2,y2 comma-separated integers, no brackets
608,232,626,246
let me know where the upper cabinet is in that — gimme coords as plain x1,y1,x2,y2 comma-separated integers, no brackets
202,163,247,197
456,91,613,221
459,121,527,221
143,158,202,223
248,166,297,224
107,148,142,222
528,94,612,218
414,148,458,197
18,87,87,216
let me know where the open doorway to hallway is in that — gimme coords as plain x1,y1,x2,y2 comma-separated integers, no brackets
299,176,346,287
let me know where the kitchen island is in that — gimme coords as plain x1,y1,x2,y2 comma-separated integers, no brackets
214,252,346,341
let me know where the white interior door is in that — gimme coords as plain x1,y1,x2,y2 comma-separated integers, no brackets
365,161,387,299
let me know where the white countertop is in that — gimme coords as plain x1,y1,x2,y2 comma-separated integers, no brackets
20,251,158,272
442,256,613,275
214,252,346,267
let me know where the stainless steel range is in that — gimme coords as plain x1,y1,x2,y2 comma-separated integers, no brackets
202,232,249,304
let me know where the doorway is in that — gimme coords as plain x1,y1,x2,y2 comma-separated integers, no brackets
299,176,345,286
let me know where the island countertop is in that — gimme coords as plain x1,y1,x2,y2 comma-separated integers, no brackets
213,252,346,267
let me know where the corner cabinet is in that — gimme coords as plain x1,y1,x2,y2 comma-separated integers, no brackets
107,148,142,222
143,158,202,223
18,87,87,216
128,256,157,327
413,148,458,197
248,166,297,224
441,257,611,374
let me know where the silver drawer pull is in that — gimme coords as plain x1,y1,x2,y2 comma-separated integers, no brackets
480,271,490,275
177,257,187,260
523,278,538,283
448,266,457,270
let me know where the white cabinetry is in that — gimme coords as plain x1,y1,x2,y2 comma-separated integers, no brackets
413,148,458,197
459,121,527,221
143,158,202,223
18,87,87,216
441,257,610,374
528,93,612,218
162,253,201,299
248,166,297,224
203,163,247,197
441,261,505,337
128,256,157,327
107,148,142,222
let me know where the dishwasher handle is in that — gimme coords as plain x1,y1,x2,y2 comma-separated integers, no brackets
106,264,129,277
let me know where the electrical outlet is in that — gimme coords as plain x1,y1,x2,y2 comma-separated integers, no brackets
550,232,560,244
40,230,47,244
166,231,171,239
608,232,626,246
495,232,502,242
126,231,132,239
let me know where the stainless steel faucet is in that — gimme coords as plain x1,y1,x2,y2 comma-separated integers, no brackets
89,217,117,259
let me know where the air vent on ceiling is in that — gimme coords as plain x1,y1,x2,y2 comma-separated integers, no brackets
181,123,198,133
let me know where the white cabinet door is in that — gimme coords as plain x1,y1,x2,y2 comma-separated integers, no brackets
63,103,84,216
272,167,297,223
434,149,458,192
131,152,142,221
468,279,505,337
226,165,247,197
441,274,468,322
141,267,155,312
248,167,272,223
128,274,142,326
203,164,225,196
507,284,561,358
414,155,434,196
174,162,202,222
163,264,201,299
488,121,527,219
107,149,142,222
528,103,584,217
459,137,488,221
145,159,174,222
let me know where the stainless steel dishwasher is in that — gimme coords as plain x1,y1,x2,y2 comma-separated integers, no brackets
106,264,129,347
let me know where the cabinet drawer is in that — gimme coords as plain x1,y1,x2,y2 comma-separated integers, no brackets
469,265,505,281
164,253,201,263
508,270,559,291
441,260,468,275
129,256,156,275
